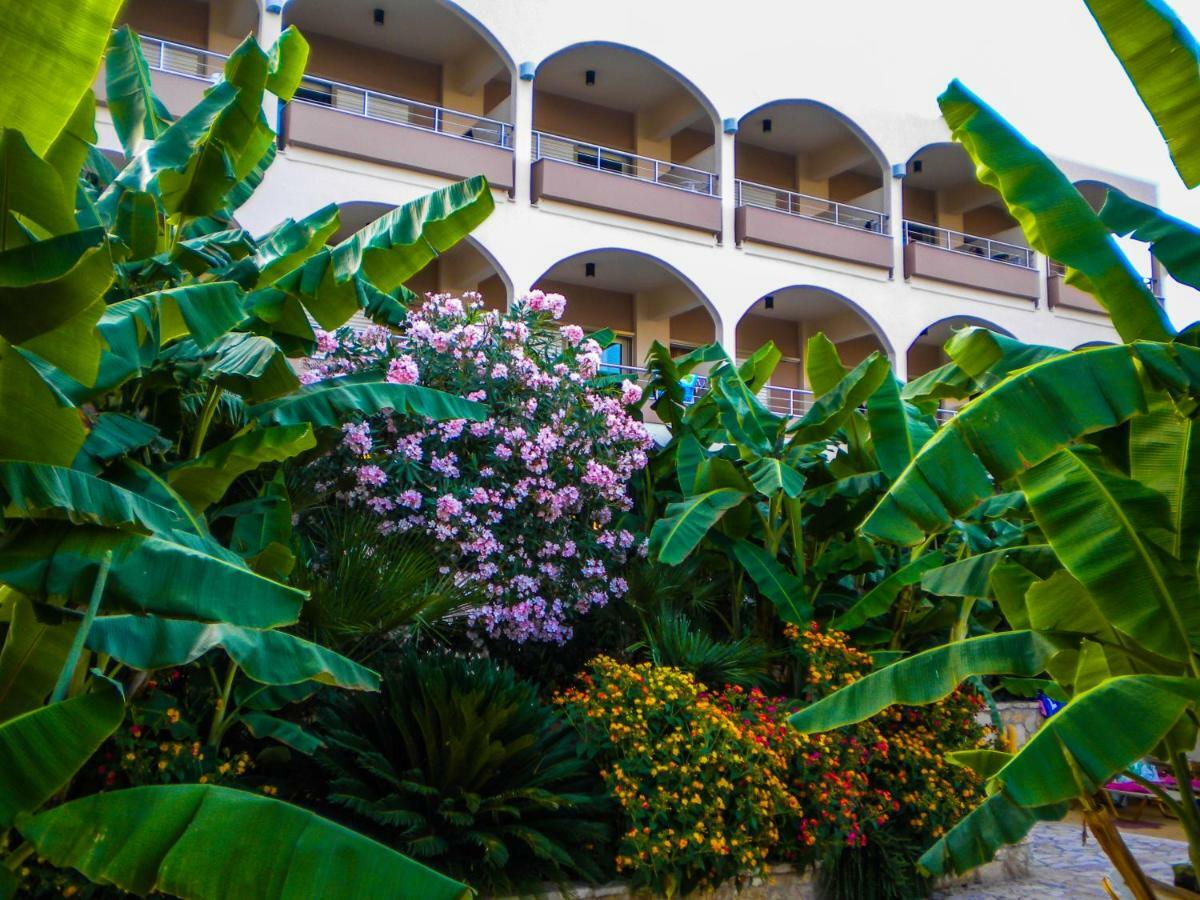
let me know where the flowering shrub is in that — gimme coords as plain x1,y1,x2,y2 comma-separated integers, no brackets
786,623,990,893
558,657,797,895
303,291,653,643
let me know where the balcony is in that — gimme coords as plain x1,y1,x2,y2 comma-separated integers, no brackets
902,222,1039,301
531,132,721,235
94,36,224,117
283,77,514,190
734,180,892,269
1046,262,1105,313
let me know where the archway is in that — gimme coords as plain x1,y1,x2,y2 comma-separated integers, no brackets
533,249,718,371
735,100,889,227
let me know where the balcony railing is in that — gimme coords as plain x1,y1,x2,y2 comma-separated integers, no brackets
1049,260,1162,297
294,75,513,148
139,35,227,80
735,180,888,233
903,221,1034,269
533,131,718,196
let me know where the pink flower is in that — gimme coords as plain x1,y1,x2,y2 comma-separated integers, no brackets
356,465,388,487
386,355,419,385
436,494,463,521
561,324,584,346
620,379,642,406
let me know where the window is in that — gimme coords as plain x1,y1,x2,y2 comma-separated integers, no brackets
295,78,334,106
599,336,633,374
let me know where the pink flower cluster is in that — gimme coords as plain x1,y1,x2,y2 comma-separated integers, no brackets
304,291,653,644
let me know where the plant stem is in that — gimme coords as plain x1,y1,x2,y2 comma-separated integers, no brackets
49,550,112,703
207,660,239,749
1172,750,1200,875
1077,790,1156,900
190,382,222,459
4,841,34,872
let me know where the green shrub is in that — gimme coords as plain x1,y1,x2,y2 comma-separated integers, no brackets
315,652,611,892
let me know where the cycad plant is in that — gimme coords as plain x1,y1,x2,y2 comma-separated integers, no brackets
316,652,612,893
790,1,1200,896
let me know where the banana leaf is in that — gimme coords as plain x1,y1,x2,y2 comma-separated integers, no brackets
1084,0,1200,188
917,791,1067,877
0,524,306,629
744,457,805,498
167,424,315,511
862,346,1146,545
805,333,847,397
650,488,747,565
943,327,1065,393
1100,188,1200,290
84,615,378,690
731,539,810,624
938,79,1173,344
0,347,88,466
18,785,470,900
250,374,485,428
45,91,98,205
1019,448,1200,661
105,28,172,155
0,0,121,155
0,128,78,239
788,353,888,445
867,373,932,481
0,682,124,828
0,594,77,721
920,546,1056,598
240,711,323,754
1130,397,1200,561
831,551,945,630
789,631,1060,733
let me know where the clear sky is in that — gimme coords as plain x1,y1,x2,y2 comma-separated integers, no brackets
895,0,1200,328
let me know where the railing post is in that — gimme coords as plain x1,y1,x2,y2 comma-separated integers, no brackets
433,106,441,134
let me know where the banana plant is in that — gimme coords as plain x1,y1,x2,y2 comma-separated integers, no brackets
0,9,495,898
791,2,1200,895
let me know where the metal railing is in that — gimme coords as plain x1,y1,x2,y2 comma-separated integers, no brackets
735,180,888,233
294,74,513,148
140,35,227,81
903,221,1035,269
533,131,718,196
1049,260,1162,296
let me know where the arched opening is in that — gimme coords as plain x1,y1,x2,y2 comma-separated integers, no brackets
533,249,717,371
530,44,721,232
334,202,512,312
735,287,890,414
282,0,514,171
906,315,1014,380
736,100,888,224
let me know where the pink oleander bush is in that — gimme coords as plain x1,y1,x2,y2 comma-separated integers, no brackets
302,291,654,644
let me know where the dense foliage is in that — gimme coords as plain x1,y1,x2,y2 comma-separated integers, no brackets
304,292,652,643
315,652,611,892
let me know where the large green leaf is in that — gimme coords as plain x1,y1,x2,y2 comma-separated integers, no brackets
240,711,323,754
943,327,1066,393
789,631,1059,733
917,792,1067,877
253,204,341,286
0,0,121,155
45,89,98,207
650,488,747,565
168,424,315,511
0,593,77,721
229,471,294,579
0,128,78,241
0,346,88,466
938,79,1173,343
862,346,1146,545
274,176,495,329
0,461,184,536
1130,398,1200,561
265,27,310,102
830,551,945,631
1019,448,1200,661
744,456,806,498
84,615,378,690
1100,188,1200,290
0,683,124,828
805,333,848,398
867,373,932,481
18,785,471,900
992,675,1200,806
250,374,485,428
1084,0,1200,188
731,539,810,624
788,353,888,445
920,546,1057,598
0,525,305,629
0,227,113,346
105,28,172,155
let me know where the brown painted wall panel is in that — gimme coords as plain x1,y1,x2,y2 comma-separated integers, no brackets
284,102,514,191
670,307,717,345
903,242,1039,301
532,158,720,235
735,143,796,191
304,33,441,104
735,206,892,269
1047,274,1106,314
536,279,635,333
534,92,635,151
119,0,208,47
737,314,800,358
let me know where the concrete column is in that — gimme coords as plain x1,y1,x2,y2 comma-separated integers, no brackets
1034,253,1049,310
258,3,284,128
719,130,736,245
633,295,672,365
891,348,908,382
719,314,737,358
512,74,535,206
888,170,905,279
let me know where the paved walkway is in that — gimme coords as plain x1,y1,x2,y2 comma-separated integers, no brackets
937,822,1189,899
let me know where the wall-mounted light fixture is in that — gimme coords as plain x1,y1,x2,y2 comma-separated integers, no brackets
585,262,596,278
585,69,596,86
373,7,385,26
764,295,774,310
761,118,772,133
912,159,923,173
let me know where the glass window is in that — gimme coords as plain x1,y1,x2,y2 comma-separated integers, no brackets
600,336,632,374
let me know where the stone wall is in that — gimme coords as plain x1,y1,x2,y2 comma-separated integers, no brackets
977,700,1044,749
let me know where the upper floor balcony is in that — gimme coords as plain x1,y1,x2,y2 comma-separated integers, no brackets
531,132,720,234
902,222,1039,300
284,77,515,190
